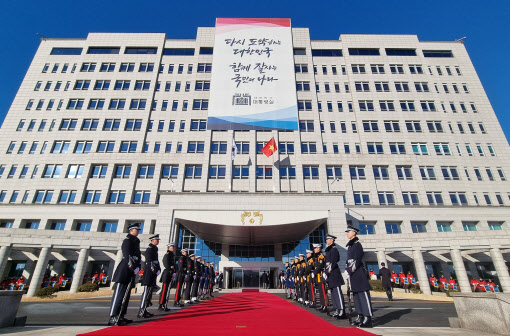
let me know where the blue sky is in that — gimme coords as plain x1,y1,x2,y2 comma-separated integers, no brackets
1,0,509,141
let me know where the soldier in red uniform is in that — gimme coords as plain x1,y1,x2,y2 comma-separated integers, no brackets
391,270,398,288
429,274,438,291
42,275,50,287
487,279,499,292
477,278,487,291
100,270,107,284
368,269,376,280
92,272,99,284
0,278,9,290
58,273,67,288
448,276,457,291
16,277,25,290
439,274,448,291
398,271,405,288
470,278,479,292
404,271,413,292
50,274,58,287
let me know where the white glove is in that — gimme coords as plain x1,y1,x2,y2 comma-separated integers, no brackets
323,273,328,280
134,267,140,274
311,273,315,279
157,270,161,276
343,270,350,279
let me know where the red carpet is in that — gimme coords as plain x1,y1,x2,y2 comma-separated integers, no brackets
78,292,379,336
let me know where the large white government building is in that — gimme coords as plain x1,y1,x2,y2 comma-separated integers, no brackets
1,19,509,296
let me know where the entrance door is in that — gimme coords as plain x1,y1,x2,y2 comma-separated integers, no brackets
243,269,259,288
233,269,243,288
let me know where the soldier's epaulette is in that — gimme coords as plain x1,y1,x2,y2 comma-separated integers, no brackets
318,254,325,259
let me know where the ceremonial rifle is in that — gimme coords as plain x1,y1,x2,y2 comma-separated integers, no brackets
346,278,353,324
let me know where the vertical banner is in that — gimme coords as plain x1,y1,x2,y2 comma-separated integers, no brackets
208,18,298,131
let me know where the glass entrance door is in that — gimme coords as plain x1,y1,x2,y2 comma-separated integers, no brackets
233,269,243,288
243,269,259,288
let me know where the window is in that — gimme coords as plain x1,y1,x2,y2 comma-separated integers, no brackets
371,64,385,74
17,142,27,154
185,165,202,179
421,101,436,112
66,164,84,178
83,190,101,204
427,192,444,205
51,141,70,154
256,166,273,179
489,222,503,231
379,100,395,111
74,141,92,154
209,165,226,179
375,82,390,92
427,121,443,132
193,99,209,110
389,142,406,154
29,142,38,154
362,121,379,132
90,165,108,178
358,100,374,111
25,100,34,110
349,166,366,179
354,192,370,205
359,223,376,235
355,82,370,92
59,119,77,131
423,50,454,58
301,142,317,154
400,100,415,111
114,165,131,178
81,119,99,131
294,64,308,73
297,100,313,111
125,119,142,131
372,166,389,180
195,80,210,91
384,121,400,132
378,192,395,205
135,165,154,179
80,63,96,72
351,64,366,74
96,141,115,153
197,63,212,73
303,166,319,179
120,141,137,153
296,81,310,91
129,99,147,110
414,82,429,92
412,143,428,155
450,192,468,205
434,143,451,155
103,119,120,131
486,168,495,181
410,222,427,233
279,166,296,180
367,142,384,154
390,64,404,74
138,63,154,72
409,64,423,74
161,165,178,179
385,222,401,234
395,82,409,92
420,166,436,180
349,48,379,56
312,49,343,56
42,164,62,178
134,80,151,90
402,192,419,205
396,166,413,180
462,221,477,231
34,190,54,204
497,168,506,181
278,142,294,154
326,166,342,179
67,99,84,110
299,120,314,132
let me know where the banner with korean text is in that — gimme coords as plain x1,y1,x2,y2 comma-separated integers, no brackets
207,18,298,130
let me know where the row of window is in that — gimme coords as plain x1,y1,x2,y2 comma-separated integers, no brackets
357,220,503,235
0,217,144,233
298,80,470,94
42,62,212,74
294,48,454,58
0,161,505,186
0,186,507,208
17,118,206,132
296,63,462,76
25,98,208,111
300,99,477,114
33,79,211,92
5,137,497,158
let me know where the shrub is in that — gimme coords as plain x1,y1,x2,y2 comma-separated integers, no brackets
78,283,99,292
410,287,423,294
369,280,384,292
35,287,58,298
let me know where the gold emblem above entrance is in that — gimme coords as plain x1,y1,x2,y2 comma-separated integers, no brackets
241,211,263,225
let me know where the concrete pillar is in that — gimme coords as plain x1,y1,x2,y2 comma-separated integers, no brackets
376,248,387,270
450,249,471,292
274,243,282,261
0,244,12,278
412,249,431,295
70,248,90,293
490,248,510,292
26,247,51,297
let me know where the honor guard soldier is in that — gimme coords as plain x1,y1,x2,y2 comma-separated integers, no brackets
305,250,315,307
108,223,141,326
313,244,328,312
344,226,373,328
158,243,176,311
174,248,188,307
138,234,161,318
287,260,295,299
199,259,207,299
325,234,346,319
379,262,393,301
293,256,300,301
183,253,195,304
209,262,216,297
191,256,202,303
298,254,306,303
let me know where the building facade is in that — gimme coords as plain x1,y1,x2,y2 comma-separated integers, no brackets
0,23,509,296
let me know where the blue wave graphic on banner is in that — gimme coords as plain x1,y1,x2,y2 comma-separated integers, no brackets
207,105,299,130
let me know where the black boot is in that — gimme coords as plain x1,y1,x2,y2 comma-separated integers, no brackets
108,316,119,326
331,309,340,317
351,314,363,326
337,309,348,320
137,309,146,318
158,304,165,311
360,316,373,328
174,301,184,307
